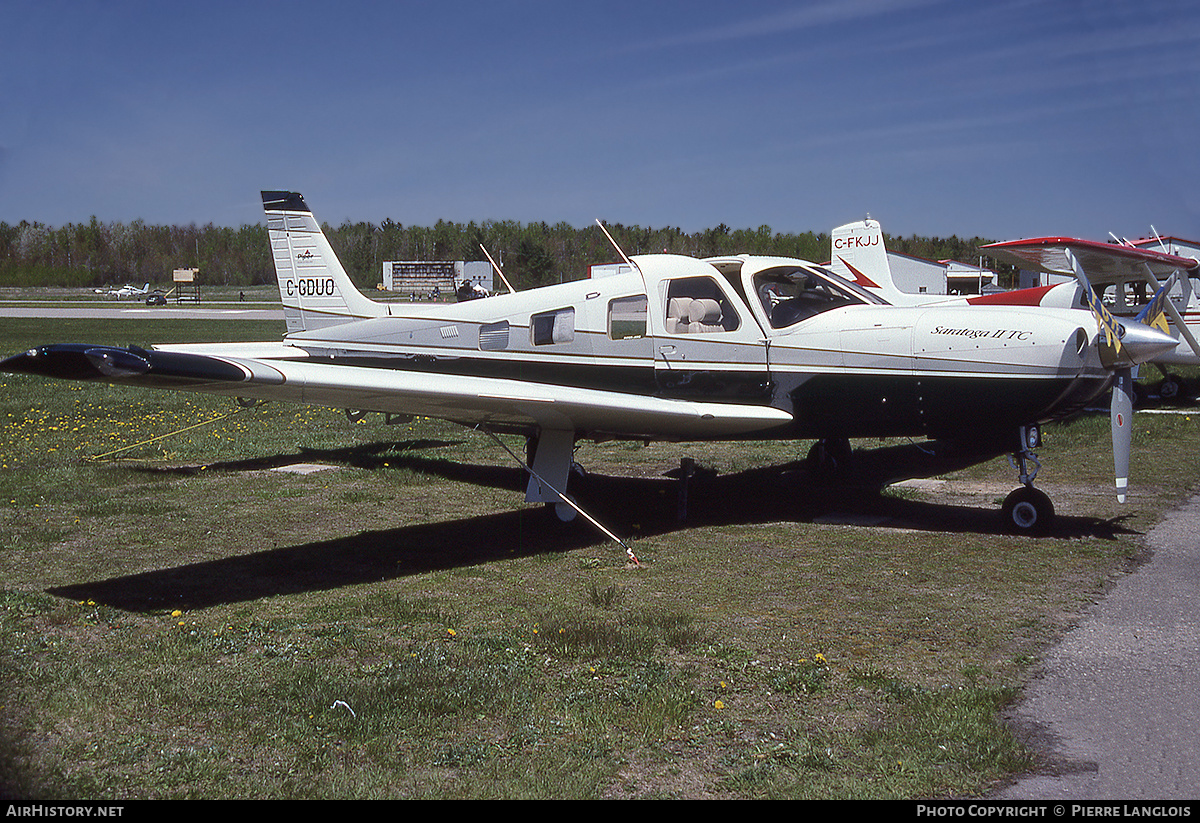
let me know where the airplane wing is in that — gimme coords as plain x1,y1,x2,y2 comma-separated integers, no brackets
1,343,793,442
981,237,1199,281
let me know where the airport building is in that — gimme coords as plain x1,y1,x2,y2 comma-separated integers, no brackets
849,250,996,296
381,260,493,296
588,262,635,278
1131,235,1200,263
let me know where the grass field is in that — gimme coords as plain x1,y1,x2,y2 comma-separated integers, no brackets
1,316,1198,799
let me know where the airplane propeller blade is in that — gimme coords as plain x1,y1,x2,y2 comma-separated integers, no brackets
1138,263,1200,361
1067,247,1129,502
1066,250,1177,503
1066,250,1123,364
1111,367,1132,504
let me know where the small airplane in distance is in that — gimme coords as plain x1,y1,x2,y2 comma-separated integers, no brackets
2,192,1181,537
94,282,152,300
829,218,1200,398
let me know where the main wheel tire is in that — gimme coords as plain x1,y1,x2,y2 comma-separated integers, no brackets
548,499,578,522
807,438,853,473
1001,487,1055,534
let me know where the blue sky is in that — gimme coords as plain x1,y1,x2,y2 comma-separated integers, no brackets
3,0,1198,242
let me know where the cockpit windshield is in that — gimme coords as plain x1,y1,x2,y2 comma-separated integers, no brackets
752,264,885,329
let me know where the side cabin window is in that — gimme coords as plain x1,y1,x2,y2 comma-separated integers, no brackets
479,321,510,351
753,266,873,329
531,307,575,345
664,276,740,334
608,294,648,340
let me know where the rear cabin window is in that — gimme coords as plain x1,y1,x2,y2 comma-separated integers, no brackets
531,308,575,345
478,321,510,350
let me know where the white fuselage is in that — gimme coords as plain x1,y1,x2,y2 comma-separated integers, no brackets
270,253,1112,443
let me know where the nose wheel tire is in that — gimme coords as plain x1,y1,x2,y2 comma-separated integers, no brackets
1001,486,1055,534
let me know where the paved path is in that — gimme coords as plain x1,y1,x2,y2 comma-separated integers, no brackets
993,491,1200,799
0,304,284,320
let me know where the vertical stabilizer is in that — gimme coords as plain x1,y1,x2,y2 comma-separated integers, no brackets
262,191,389,332
828,219,907,304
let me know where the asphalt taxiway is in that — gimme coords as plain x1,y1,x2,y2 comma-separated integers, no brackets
0,304,285,320
992,490,1200,800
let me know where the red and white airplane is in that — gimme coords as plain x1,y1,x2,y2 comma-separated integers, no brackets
830,219,1200,396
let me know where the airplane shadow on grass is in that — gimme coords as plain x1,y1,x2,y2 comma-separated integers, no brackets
49,439,1141,612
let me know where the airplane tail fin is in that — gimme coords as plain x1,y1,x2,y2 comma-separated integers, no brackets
828,219,907,304
262,191,390,332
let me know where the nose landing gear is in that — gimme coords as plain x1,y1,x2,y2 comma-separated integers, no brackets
1002,425,1055,534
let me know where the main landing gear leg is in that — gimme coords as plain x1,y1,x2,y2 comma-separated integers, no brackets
1001,425,1055,534
524,428,578,522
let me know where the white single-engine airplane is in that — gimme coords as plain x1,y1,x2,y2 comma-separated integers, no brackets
94,282,152,300
1,192,1181,535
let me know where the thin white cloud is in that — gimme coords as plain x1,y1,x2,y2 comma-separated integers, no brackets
624,0,951,52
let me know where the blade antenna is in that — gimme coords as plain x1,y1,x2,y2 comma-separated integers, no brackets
480,245,517,295
477,425,641,566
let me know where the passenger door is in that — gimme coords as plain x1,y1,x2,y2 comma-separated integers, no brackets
653,275,770,402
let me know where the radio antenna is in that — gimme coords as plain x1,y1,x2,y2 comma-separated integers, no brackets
1150,225,1166,253
480,245,516,294
596,219,635,270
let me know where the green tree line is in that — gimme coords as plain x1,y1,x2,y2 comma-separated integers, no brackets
0,216,1002,292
